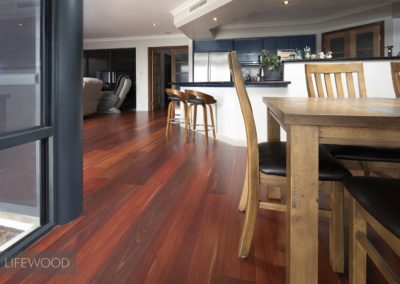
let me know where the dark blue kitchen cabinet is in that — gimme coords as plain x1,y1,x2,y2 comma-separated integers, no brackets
262,35,316,54
276,37,289,50
193,40,233,52
301,36,316,53
233,38,263,54
288,36,302,50
262,38,278,53
234,38,263,63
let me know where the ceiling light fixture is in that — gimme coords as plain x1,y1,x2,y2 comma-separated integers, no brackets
152,23,157,27
282,0,289,5
213,17,218,22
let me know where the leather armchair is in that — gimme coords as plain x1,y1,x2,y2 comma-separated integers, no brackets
83,77,103,116
97,75,132,114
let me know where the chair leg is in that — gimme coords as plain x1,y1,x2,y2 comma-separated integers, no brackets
238,171,259,257
349,197,367,284
165,101,172,136
170,102,175,132
193,104,197,133
202,104,208,144
208,104,216,139
238,160,249,212
329,181,345,273
183,103,189,141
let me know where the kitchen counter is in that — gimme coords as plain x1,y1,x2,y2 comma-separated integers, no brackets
283,56,400,63
171,81,291,88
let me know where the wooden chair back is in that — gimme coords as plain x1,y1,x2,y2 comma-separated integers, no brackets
390,61,400,98
305,63,367,98
228,51,260,182
165,88,191,101
184,89,216,104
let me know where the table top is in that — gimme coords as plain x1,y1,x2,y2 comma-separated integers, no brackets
263,97,400,130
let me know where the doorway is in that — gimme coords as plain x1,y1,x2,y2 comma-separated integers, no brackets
148,46,188,111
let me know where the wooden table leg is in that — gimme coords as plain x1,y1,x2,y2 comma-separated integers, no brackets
286,125,319,284
267,109,280,142
267,109,282,199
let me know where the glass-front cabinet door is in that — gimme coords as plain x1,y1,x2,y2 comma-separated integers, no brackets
0,0,51,254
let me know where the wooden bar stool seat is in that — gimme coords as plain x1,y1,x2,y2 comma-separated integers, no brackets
185,89,217,144
165,88,191,140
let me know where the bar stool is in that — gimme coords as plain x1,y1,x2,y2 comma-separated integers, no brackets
165,88,191,140
185,89,217,144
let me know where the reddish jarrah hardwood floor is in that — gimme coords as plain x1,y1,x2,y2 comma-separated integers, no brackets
0,111,396,283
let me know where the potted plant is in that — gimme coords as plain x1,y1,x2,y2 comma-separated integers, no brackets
260,49,283,81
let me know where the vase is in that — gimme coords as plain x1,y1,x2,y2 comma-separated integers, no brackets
263,65,284,81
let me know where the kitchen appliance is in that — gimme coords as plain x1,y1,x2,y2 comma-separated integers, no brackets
194,52,231,82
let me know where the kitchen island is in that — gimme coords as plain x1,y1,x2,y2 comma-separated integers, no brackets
171,81,291,145
172,57,399,146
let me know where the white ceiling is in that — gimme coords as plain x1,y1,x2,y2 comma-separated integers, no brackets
83,0,400,40
83,0,188,39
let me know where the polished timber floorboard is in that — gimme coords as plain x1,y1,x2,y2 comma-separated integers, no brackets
0,111,396,283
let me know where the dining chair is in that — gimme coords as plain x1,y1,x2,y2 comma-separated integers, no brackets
391,61,400,98
229,51,351,273
305,63,400,177
343,176,400,283
165,88,191,141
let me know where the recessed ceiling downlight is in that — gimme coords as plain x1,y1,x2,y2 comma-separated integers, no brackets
282,0,290,5
213,17,218,22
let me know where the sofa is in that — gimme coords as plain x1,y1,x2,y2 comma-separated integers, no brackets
83,77,103,116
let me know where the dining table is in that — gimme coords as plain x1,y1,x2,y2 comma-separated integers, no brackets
263,97,400,284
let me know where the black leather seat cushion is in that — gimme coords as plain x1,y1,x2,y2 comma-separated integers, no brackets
188,98,217,105
188,98,205,105
168,95,181,101
343,177,400,238
323,144,400,163
259,142,351,181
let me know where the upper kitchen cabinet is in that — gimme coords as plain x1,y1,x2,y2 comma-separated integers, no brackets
234,38,263,63
263,35,316,54
322,21,384,58
193,40,233,52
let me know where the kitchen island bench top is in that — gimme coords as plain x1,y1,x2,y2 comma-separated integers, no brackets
171,81,291,88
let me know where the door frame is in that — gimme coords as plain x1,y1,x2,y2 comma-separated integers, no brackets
147,46,188,111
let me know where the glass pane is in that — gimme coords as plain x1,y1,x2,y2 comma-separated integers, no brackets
175,51,188,62
356,32,373,50
0,0,41,134
0,141,41,252
176,63,189,73
176,73,188,82
357,49,374,58
330,38,345,53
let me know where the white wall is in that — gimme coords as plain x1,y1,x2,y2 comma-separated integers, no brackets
84,35,192,111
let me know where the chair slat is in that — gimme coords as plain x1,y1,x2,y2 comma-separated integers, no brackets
335,73,344,98
346,72,356,98
324,73,334,98
315,74,325,98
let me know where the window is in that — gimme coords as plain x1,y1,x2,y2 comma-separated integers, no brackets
322,21,384,58
0,0,50,255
